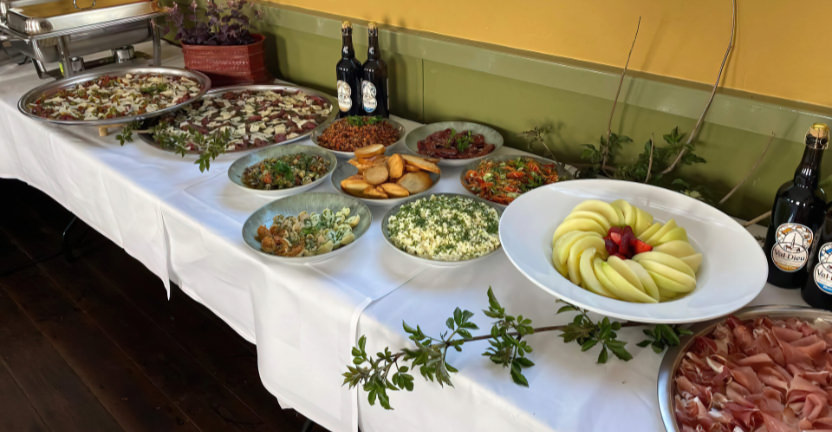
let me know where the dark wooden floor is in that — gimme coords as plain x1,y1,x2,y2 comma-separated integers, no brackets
0,179,328,432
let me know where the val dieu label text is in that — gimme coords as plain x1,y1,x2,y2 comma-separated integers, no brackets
337,80,352,112
362,81,377,113
814,242,832,294
771,222,813,273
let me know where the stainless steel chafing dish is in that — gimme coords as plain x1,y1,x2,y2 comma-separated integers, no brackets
0,0,163,78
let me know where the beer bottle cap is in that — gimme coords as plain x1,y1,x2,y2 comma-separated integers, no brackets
808,123,830,150
810,123,829,139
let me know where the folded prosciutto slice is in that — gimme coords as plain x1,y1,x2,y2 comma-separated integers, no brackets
674,315,832,432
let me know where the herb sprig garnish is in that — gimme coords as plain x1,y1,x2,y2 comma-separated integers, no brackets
343,287,689,410
115,122,231,172
346,115,384,127
139,83,169,95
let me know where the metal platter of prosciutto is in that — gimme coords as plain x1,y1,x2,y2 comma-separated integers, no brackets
138,85,336,154
18,67,210,126
658,305,832,432
405,121,504,167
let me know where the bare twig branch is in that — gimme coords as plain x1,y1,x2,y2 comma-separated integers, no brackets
522,127,555,160
602,16,642,171
743,210,771,228
661,0,736,176
644,135,655,183
719,132,775,205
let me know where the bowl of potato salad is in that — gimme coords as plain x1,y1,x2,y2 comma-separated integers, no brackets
381,193,503,266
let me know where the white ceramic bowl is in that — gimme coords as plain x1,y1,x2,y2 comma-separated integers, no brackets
311,117,406,159
227,143,337,198
404,121,503,167
381,193,504,267
242,192,372,264
330,160,440,206
499,179,767,323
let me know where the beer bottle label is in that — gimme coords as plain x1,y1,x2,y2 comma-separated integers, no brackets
337,80,352,112
771,223,813,272
362,80,377,113
813,242,832,294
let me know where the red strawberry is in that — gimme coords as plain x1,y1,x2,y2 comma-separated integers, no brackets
604,238,616,255
632,239,653,254
619,236,631,256
609,231,622,245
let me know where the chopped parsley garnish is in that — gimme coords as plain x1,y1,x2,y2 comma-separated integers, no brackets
387,195,500,261
346,115,384,127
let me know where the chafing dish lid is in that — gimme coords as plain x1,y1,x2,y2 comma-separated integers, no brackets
5,0,159,36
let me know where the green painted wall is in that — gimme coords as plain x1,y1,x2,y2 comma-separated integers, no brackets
247,3,832,221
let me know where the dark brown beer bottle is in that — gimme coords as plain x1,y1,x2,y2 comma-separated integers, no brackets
360,22,389,117
763,123,829,288
336,21,363,117
803,203,832,310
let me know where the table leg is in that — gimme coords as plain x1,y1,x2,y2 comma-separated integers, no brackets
62,215,92,262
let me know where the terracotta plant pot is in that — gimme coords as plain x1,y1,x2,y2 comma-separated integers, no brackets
182,33,270,87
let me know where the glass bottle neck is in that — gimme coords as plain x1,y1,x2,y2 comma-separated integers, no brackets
794,142,825,188
341,32,355,58
367,32,379,60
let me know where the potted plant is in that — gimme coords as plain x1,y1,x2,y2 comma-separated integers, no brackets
164,0,270,86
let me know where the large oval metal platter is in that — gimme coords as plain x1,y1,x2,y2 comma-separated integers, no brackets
241,192,371,265
380,192,503,267
137,84,337,154
657,305,832,432
18,66,211,126
499,179,767,323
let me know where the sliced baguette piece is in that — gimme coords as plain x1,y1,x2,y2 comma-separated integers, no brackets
380,182,410,198
387,154,405,179
401,154,440,174
355,144,386,159
341,178,372,195
396,171,433,193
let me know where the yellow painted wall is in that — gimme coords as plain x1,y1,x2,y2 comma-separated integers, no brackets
266,0,832,109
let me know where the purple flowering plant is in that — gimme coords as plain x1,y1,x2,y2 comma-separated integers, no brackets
164,0,262,46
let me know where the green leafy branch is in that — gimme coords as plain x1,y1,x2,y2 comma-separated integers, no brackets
343,287,690,410
555,303,632,363
637,324,693,353
482,288,535,386
116,122,231,172
115,121,142,146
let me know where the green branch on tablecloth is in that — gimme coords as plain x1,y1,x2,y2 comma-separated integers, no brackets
343,287,690,410
117,123,231,172
116,121,142,146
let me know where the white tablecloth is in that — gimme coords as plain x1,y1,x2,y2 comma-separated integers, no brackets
0,42,808,432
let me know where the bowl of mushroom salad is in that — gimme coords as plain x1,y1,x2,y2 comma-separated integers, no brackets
242,192,371,264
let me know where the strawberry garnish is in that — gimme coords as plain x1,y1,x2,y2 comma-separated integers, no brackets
602,225,652,259
633,239,653,254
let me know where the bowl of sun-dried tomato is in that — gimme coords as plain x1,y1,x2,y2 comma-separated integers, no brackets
312,116,405,158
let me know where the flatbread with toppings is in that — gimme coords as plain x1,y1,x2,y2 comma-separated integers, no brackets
28,73,203,121
148,88,332,153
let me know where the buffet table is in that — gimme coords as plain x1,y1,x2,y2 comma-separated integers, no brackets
0,44,807,432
